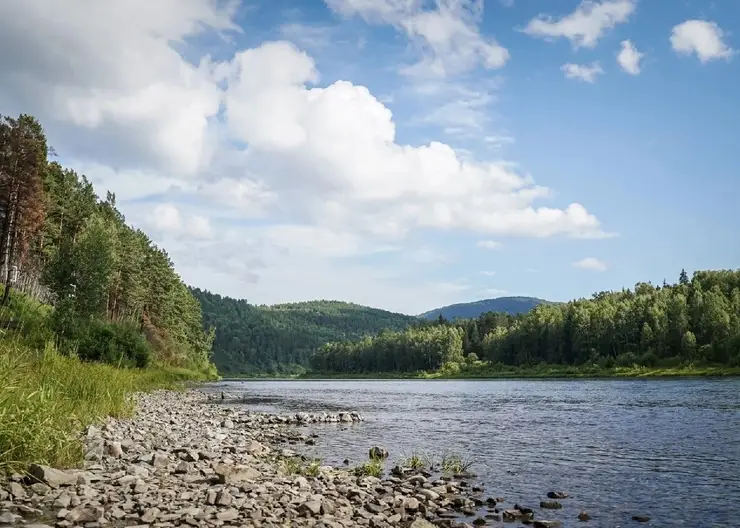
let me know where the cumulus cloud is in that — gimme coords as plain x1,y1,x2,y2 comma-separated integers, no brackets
325,0,509,77
574,257,607,272
617,40,644,75
670,20,734,64
0,0,237,175
0,0,611,313
561,62,604,83
523,0,635,48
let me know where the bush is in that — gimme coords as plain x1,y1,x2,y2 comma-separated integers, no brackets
78,320,152,368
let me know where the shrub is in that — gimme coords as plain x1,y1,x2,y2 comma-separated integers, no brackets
78,320,152,368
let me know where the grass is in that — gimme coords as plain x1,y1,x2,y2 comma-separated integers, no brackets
352,457,384,478
0,290,214,473
440,452,475,475
279,456,323,477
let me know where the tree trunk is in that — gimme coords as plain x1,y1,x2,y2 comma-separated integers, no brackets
1,206,18,306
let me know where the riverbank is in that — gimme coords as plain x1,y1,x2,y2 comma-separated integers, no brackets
0,389,590,528
293,363,740,381
0,339,213,471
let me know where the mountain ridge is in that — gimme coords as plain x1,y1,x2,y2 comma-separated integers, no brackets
418,296,551,320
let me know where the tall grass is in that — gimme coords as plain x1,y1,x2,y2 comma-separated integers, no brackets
0,290,214,472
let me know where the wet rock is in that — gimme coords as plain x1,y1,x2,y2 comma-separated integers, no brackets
540,500,562,509
632,515,651,523
533,522,563,528
472,518,486,526
28,464,77,488
368,447,389,460
578,511,592,521
546,491,568,499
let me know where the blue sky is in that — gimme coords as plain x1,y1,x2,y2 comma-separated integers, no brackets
1,0,738,314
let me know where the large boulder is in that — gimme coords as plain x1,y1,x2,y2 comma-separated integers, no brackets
213,463,260,485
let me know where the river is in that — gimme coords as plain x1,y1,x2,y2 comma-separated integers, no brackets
206,378,740,528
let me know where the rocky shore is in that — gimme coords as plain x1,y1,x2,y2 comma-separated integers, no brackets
0,390,579,528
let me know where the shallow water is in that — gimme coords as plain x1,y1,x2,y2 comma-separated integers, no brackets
205,378,740,528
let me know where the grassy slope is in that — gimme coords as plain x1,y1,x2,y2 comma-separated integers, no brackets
0,291,212,471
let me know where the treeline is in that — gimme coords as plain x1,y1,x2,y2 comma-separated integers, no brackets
1,113,214,372
192,288,418,375
310,270,740,373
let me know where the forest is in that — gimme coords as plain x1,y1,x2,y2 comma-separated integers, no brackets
0,113,214,373
192,288,417,375
310,270,740,375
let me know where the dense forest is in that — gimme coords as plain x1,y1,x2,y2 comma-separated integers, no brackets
419,296,550,320
0,113,214,372
192,289,418,375
311,270,740,374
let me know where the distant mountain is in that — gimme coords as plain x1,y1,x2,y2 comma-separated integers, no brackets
419,296,550,320
191,289,418,375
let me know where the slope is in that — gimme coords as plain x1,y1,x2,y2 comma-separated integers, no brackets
191,289,419,375
419,296,550,320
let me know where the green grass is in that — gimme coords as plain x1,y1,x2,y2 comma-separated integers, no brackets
0,289,215,472
352,457,384,478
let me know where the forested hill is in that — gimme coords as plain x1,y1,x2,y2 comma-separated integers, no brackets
191,289,419,375
312,269,740,375
419,296,550,320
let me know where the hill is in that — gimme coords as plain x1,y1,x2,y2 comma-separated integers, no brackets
419,296,550,320
191,289,419,375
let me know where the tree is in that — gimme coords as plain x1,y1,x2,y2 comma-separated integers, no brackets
0,114,48,305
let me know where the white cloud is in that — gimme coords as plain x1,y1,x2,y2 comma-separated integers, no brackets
325,0,509,77
523,0,636,48
617,40,644,75
0,1,612,313
476,240,503,250
670,20,734,64
0,0,238,176
480,270,497,276
561,62,604,83
574,257,607,272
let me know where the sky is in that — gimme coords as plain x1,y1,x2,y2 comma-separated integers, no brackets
0,0,738,315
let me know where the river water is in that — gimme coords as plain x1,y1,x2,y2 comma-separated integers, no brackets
205,379,740,528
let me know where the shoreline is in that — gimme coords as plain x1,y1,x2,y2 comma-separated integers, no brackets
0,389,581,528
218,365,740,381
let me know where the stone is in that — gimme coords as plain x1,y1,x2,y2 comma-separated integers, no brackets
9,481,26,498
632,515,651,523
214,463,260,484
546,491,568,499
0,512,18,524
216,509,239,521
299,501,322,516
410,520,436,528
106,441,123,458
533,522,563,528
246,440,269,456
473,518,486,526
53,493,72,509
216,490,233,506
140,507,160,523
403,497,420,511
578,511,592,522
28,464,77,488
540,500,562,509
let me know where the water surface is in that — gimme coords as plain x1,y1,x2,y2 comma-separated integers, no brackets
205,379,740,528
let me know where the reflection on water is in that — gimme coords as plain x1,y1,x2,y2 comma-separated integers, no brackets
204,379,740,528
